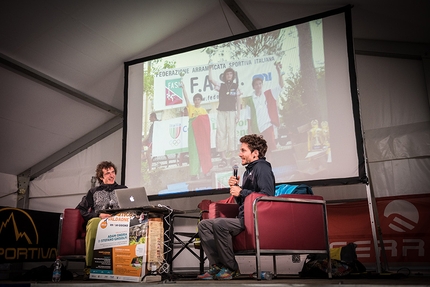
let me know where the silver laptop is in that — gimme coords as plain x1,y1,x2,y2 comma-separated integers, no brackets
115,186,151,209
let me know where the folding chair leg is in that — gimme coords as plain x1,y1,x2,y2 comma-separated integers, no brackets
272,255,277,276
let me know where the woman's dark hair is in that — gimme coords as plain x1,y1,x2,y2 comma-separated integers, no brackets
96,161,117,184
149,112,158,121
240,134,268,158
221,67,236,82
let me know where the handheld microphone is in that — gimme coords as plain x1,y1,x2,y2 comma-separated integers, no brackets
232,165,240,203
233,164,238,180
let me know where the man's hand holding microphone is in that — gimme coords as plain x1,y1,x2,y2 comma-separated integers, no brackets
229,165,241,197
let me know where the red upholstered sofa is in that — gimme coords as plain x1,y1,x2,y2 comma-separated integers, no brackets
207,192,332,279
57,208,86,261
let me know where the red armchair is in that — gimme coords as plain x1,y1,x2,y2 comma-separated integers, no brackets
208,193,332,279
57,208,86,261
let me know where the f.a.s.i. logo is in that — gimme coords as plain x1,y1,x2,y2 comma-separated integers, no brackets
165,79,183,106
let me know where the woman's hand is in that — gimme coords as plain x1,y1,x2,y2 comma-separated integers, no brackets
99,213,111,219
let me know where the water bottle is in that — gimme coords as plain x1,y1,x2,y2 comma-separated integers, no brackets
252,271,273,280
52,257,62,282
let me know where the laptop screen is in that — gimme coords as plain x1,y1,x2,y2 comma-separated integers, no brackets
115,187,150,209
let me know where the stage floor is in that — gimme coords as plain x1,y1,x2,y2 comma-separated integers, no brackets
2,272,429,287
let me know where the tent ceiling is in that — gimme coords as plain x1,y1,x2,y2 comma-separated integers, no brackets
0,0,429,177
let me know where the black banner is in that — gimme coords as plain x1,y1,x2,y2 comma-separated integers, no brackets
0,207,61,263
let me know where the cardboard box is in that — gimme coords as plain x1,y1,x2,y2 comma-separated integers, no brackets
90,212,160,282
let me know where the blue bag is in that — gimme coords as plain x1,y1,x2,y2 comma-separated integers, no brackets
275,184,313,196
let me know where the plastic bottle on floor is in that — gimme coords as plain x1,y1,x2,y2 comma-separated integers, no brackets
252,271,273,280
52,257,62,282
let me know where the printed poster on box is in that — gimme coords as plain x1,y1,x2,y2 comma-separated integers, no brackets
90,213,148,282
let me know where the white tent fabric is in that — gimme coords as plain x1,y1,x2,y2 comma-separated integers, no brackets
0,173,18,207
356,55,430,198
28,130,123,212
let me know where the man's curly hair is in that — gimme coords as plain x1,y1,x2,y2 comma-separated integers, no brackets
95,161,117,184
240,134,268,158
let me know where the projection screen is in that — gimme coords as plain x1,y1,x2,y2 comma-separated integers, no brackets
123,6,365,198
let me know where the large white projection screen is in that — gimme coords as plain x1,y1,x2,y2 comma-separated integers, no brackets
124,7,365,198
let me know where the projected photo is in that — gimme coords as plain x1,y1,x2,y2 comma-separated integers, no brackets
125,8,362,196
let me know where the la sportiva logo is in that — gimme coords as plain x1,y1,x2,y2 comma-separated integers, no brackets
384,200,419,232
0,207,58,261
0,208,39,245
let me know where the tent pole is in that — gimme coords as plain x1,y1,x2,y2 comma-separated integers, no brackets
16,169,31,209
365,181,389,273
359,76,389,273
363,146,389,273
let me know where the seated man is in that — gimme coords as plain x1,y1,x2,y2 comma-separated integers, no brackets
197,134,275,280
76,161,127,279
